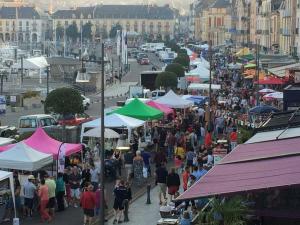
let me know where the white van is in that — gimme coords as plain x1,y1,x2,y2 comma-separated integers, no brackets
151,90,166,100
18,114,57,134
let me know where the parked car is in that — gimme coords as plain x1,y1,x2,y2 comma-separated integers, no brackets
137,53,148,63
81,95,91,110
18,114,57,134
56,113,93,126
151,90,166,100
140,58,150,65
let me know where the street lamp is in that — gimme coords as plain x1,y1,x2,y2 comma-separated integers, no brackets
78,43,106,225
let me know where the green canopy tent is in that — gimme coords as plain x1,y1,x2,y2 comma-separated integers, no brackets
108,98,163,120
244,63,256,69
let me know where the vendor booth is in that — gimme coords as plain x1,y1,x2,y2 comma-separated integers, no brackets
0,128,82,159
83,127,120,139
146,101,173,116
0,171,16,218
154,90,193,109
188,83,221,91
0,142,53,171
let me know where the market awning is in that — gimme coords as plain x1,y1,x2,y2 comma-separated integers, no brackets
254,76,286,85
0,128,82,159
154,90,193,109
146,101,173,116
177,138,300,201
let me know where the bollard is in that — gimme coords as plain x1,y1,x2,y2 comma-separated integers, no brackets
146,184,151,204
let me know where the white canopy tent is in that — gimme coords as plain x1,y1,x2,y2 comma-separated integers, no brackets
80,113,145,142
154,90,193,109
190,57,210,69
0,171,16,218
11,56,49,84
185,65,210,80
0,142,53,171
83,127,120,139
188,83,221,91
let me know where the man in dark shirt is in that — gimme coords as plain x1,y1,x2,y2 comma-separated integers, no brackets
124,151,134,181
113,180,128,224
155,163,168,205
141,149,152,176
69,167,81,207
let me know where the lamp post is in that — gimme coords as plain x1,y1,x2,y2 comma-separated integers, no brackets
208,39,213,131
77,43,106,225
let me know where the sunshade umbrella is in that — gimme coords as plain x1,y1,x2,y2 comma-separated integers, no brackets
263,92,283,101
259,88,275,94
249,105,280,114
83,127,120,139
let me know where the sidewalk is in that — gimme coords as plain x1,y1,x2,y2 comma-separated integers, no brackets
108,185,161,225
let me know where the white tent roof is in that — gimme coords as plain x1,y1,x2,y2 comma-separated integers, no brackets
188,83,221,91
185,65,210,79
0,142,53,171
0,170,16,217
154,90,193,109
245,127,300,144
12,56,48,70
190,58,210,69
83,127,120,139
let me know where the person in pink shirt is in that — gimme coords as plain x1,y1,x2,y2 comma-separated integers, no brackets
38,179,52,222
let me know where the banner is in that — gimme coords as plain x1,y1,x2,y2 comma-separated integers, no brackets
58,144,66,173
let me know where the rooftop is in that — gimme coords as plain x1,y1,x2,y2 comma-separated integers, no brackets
0,6,40,19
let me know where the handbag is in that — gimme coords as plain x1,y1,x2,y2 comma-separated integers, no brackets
143,167,148,178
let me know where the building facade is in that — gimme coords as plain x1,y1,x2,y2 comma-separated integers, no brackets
295,0,300,56
235,0,250,46
52,5,176,41
0,6,48,43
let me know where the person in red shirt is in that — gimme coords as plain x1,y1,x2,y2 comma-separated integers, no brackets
182,166,190,191
230,127,238,151
204,131,212,148
80,184,96,225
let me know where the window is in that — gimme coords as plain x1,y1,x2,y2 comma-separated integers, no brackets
40,118,55,127
26,21,29,26
19,119,37,128
19,21,22,26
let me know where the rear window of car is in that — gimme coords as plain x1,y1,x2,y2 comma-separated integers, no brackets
19,118,37,128
158,92,165,97
40,118,56,127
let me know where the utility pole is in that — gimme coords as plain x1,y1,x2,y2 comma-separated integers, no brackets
256,38,260,106
21,56,24,85
208,39,212,131
99,42,105,225
46,66,50,96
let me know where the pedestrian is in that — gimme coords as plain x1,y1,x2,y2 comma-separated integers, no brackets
55,172,65,212
81,164,91,188
123,181,132,222
155,163,168,205
113,180,128,224
23,175,36,217
180,211,192,225
186,148,196,170
166,130,176,160
112,149,123,177
123,150,134,182
230,127,238,151
141,149,152,176
166,168,180,201
133,150,144,186
175,143,185,161
45,175,56,218
69,167,82,208
154,149,167,167
38,179,52,222
174,155,183,174
80,184,96,225
90,164,100,192
182,166,190,192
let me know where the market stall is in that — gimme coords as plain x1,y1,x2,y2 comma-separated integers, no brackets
83,127,120,139
146,101,173,116
0,171,16,218
0,142,53,171
154,90,193,109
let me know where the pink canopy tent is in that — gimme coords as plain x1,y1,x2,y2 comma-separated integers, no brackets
146,100,174,116
0,128,82,159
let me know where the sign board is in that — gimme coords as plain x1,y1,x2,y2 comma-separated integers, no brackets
129,85,143,98
0,96,6,114
213,148,227,165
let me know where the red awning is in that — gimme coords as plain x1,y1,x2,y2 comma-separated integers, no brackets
177,138,300,201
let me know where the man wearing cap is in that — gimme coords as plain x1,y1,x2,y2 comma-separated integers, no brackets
23,175,36,217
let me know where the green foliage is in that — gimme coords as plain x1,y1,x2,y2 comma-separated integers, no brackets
178,48,188,55
155,71,178,90
66,22,78,41
165,63,185,77
23,91,39,99
166,41,180,53
44,87,83,116
16,132,34,142
82,22,92,40
109,23,122,38
199,196,249,225
173,54,190,68
56,24,64,40
238,126,254,144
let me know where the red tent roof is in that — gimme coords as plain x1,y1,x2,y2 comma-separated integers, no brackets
146,101,173,115
177,138,300,201
254,76,285,85
0,128,82,159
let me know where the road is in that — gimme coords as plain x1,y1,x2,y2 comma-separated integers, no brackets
0,51,164,225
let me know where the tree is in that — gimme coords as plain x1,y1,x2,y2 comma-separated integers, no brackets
56,24,64,40
155,71,178,90
66,22,78,42
165,63,185,77
44,87,83,116
109,23,122,38
173,54,190,68
178,48,187,55
82,22,92,40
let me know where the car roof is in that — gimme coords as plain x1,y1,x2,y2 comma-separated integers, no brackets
19,114,54,119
